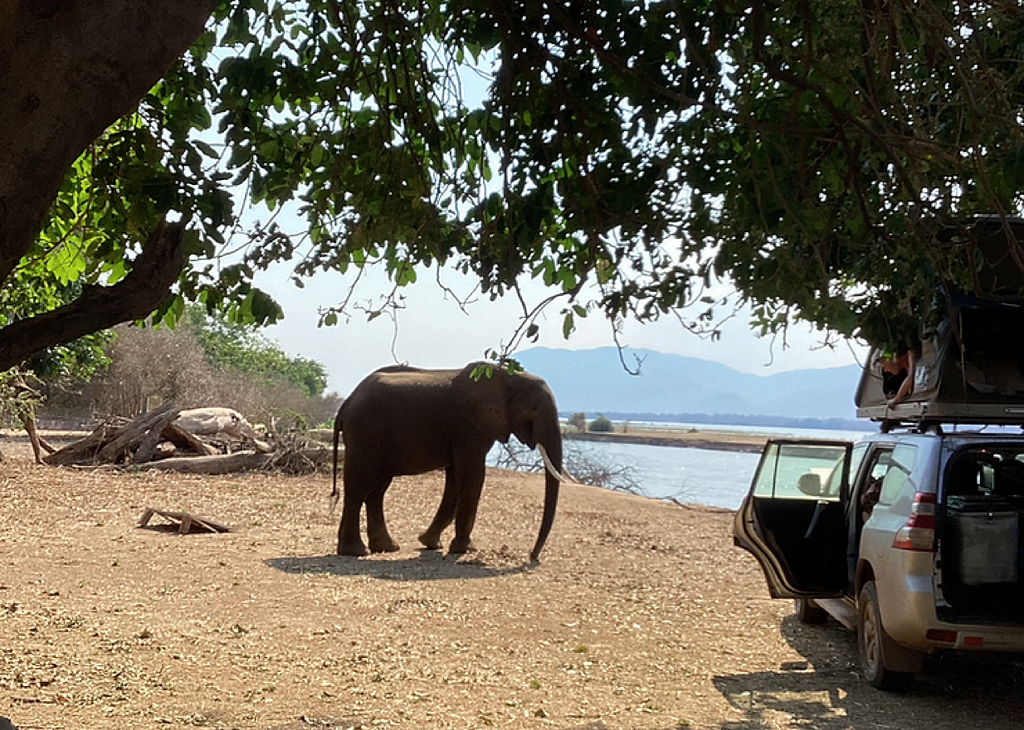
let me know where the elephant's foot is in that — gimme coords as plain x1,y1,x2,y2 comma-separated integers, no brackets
418,531,443,550
337,540,370,557
448,536,477,554
368,535,401,553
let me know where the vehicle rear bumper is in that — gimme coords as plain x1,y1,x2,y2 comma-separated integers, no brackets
879,572,1024,652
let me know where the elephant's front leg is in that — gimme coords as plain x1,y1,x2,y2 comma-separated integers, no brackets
365,481,400,553
418,466,458,550
449,454,486,554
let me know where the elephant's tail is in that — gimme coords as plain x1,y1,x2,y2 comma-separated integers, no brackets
329,407,343,513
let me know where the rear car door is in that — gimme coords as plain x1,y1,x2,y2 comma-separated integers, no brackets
734,440,853,598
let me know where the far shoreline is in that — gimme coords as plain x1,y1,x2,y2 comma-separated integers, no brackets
564,427,768,454
563,419,876,453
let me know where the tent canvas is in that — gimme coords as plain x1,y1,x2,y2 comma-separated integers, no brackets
856,217,1024,427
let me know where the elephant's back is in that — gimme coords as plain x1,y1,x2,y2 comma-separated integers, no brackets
340,368,460,430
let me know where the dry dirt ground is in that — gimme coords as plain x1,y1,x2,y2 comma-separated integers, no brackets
2,432,1024,730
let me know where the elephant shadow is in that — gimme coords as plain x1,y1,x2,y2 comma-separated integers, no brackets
264,549,534,582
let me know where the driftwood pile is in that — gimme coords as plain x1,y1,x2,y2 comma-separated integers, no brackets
43,402,332,474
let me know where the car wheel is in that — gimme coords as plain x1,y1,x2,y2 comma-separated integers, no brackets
794,598,828,624
858,581,913,691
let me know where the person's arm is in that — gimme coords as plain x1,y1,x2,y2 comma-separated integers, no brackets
887,351,918,407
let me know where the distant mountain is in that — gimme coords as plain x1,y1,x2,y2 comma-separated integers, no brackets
516,347,864,421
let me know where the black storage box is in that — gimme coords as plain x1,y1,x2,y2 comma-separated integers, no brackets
947,496,1019,585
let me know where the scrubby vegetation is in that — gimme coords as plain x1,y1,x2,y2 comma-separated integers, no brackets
39,307,339,430
493,441,642,497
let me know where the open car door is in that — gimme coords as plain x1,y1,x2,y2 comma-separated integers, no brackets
734,440,852,598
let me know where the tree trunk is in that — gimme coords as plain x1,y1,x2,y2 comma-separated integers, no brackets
0,0,215,368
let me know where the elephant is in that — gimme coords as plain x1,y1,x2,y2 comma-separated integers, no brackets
330,362,564,561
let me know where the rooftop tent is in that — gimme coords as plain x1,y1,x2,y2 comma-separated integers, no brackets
856,217,1024,427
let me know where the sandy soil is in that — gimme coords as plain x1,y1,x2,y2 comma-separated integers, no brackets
2,432,1024,730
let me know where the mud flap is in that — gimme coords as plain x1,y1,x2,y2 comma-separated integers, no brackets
879,624,925,673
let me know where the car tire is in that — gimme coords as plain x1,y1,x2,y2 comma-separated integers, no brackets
858,581,913,691
794,598,828,624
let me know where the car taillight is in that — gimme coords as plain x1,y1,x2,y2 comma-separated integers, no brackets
892,492,936,551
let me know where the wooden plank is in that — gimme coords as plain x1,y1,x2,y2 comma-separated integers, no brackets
137,507,230,533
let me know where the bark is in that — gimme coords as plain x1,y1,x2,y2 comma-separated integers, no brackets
0,0,215,366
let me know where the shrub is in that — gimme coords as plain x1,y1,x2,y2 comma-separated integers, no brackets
567,412,586,431
588,415,614,432
50,323,340,428
492,441,642,496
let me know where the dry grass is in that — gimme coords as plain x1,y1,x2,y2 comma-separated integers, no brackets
1,431,1023,729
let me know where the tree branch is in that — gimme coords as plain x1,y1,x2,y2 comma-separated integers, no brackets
0,221,186,370
0,0,215,285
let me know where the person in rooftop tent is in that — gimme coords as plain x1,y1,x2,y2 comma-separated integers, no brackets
877,348,918,408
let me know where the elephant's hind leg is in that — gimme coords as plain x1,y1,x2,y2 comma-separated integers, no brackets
365,481,400,553
337,461,380,556
419,467,458,550
337,495,370,557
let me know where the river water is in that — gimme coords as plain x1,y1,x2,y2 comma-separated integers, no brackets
553,424,870,510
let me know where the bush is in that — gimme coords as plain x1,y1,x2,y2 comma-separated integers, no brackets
49,323,340,429
492,441,642,495
588,415,614,432
567,412,586,431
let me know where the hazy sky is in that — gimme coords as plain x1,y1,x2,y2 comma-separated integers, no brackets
257,260,869,396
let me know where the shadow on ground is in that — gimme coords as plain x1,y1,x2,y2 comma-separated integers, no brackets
713,613,1024,729
264,549,533,581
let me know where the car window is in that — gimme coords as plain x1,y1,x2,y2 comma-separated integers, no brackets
856,447,892,518
752,442,848,501
879,444,918,505
849,443,869,486
946,445,1024,498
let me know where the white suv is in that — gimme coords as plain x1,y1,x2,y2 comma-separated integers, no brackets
734,428,1024,690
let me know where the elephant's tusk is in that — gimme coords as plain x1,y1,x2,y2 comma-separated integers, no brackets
538,443,577,484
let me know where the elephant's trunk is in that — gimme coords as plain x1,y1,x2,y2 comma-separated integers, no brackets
530,437,562,562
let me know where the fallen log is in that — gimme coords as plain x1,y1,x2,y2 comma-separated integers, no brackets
136,450,270,474
137,448,333,475
44,419,127,466
158,422,219,457
97,402,179,463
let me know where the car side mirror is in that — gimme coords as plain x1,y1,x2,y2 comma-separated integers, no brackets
797,473,822,497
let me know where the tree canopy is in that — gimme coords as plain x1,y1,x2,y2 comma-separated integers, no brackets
3,1,1024,372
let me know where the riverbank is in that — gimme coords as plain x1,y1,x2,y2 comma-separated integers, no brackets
565,425,769,453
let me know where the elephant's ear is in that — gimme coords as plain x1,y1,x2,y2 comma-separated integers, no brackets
453,364,513,443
